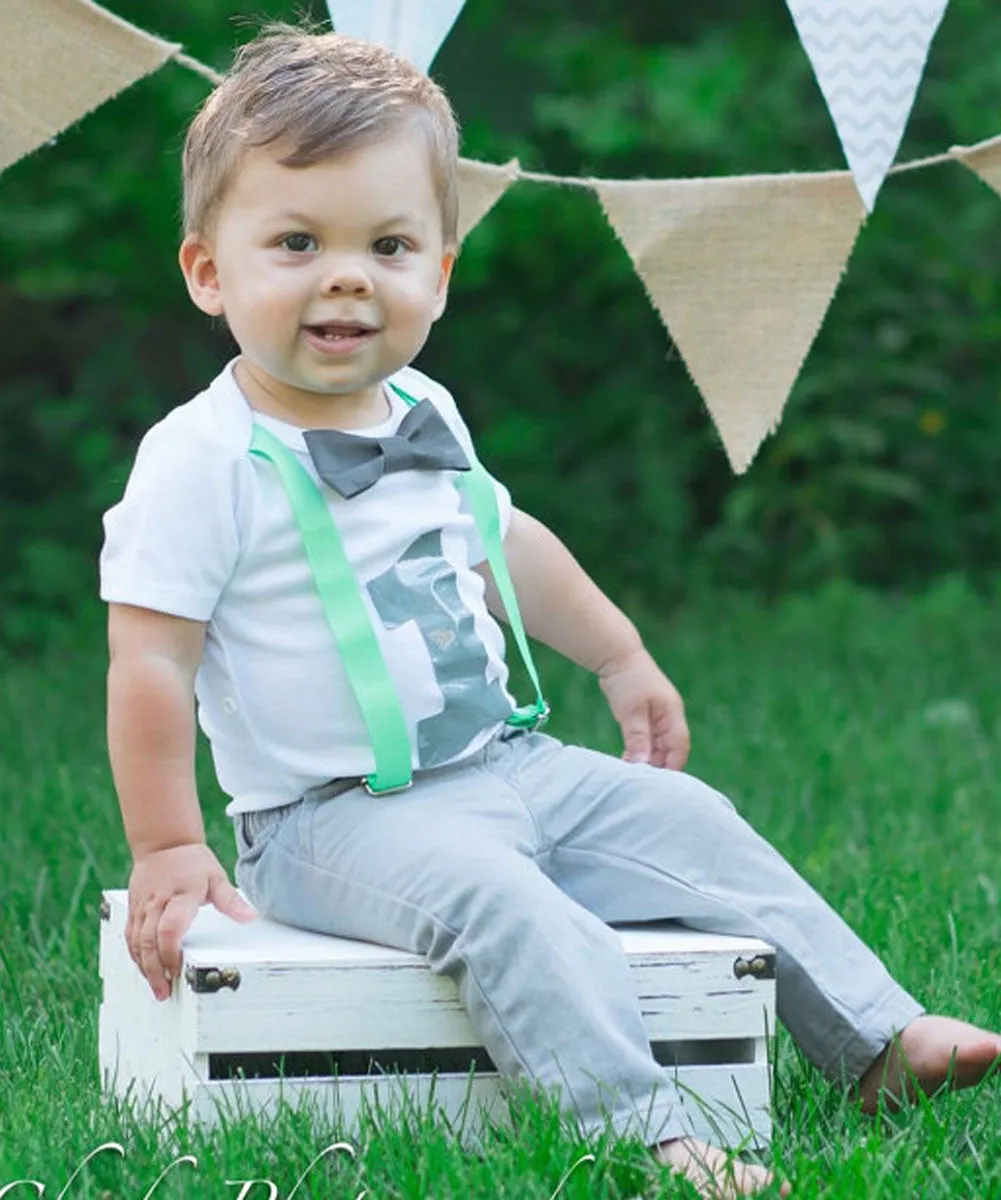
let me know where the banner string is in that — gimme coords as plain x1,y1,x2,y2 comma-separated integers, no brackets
166,50,999,188
174,52,223,86
7,3,997,476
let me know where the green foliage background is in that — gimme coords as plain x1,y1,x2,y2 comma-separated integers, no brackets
2,0,1000,652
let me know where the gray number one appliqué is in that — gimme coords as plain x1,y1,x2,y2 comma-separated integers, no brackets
367,529,512,768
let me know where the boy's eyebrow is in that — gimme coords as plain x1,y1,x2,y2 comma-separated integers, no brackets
266,210,427,230
270,210,321,226
374,212,426,229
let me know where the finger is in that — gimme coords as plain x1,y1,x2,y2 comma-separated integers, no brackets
619,704,652,764
662,727,691,771
127,899,149,972
651,700,690,770
656,710,690,770
157,894,202,985
136,902,171,1001
125,907,138,968
210,876,258,923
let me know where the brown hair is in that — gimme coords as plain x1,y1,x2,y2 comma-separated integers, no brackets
181,22,460,245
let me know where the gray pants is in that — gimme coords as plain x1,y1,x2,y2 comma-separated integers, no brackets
233,728,923,1143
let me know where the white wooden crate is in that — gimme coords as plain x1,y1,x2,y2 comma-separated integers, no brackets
99,889,775,1146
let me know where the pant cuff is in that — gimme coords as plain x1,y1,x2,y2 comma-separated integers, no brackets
820,985,926,1082
597,1090,691,1146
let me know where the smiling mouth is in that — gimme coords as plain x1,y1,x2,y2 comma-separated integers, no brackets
304,322,378,341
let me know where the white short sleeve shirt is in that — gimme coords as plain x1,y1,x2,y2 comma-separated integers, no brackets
100,360,516,814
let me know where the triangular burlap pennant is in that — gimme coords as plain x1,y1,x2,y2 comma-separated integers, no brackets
595,172,866,473
785,0,949,211
0,0,178,173
456,158,519,242
325,0,466,74
953,134,1001,199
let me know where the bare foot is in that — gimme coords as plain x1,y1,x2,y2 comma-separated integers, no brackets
858,1015,1001,1114
653,1137,790,1197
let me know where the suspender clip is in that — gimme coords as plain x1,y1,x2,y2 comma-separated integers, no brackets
506,700,551,732
362,776,413,797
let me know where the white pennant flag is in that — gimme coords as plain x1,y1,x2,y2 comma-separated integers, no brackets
324,0,466,74
595,172,866,473
0,0,178,173
456,158,519,242
785,0,949,211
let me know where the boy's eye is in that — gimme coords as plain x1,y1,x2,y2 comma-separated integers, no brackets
373,236,408,257
280,233,317,253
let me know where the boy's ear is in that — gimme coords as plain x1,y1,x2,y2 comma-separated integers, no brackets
178,234,225,317
432,249,457,321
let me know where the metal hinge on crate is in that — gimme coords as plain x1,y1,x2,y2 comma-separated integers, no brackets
184,965,242,993
733,953,775,981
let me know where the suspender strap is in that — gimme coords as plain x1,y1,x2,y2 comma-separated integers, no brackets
250,385,549,795
249,425,413,794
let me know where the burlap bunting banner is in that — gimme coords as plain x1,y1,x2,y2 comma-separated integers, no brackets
595,172,866,472
456,157,520,243
0,0,179,174
1,2,999,474
954,135,1001,199
784,1,949,211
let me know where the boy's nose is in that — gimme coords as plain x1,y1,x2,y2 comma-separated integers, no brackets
321,258,374,296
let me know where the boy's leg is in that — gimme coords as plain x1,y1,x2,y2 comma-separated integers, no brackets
510,733,999,1094
233,746,691,1144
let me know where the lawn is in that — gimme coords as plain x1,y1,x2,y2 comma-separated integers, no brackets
1,579,1000,1197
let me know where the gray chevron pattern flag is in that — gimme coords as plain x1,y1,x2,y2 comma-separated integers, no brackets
785,1,950,211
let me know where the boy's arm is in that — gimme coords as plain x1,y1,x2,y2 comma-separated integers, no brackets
107,603,255,1001
475,508,691,770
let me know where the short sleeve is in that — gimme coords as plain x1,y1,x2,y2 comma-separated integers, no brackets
100,420,244,620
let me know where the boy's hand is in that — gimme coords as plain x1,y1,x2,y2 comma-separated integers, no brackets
598,648,691,770
127,843,257,1001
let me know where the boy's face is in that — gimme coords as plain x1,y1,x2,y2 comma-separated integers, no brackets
179,126,455,427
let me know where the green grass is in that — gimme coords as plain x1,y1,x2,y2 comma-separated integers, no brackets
2,578,1001,1197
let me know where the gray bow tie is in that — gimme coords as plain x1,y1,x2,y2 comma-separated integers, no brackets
303,399,471,499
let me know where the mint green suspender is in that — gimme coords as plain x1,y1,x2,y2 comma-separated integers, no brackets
248,382,549,795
